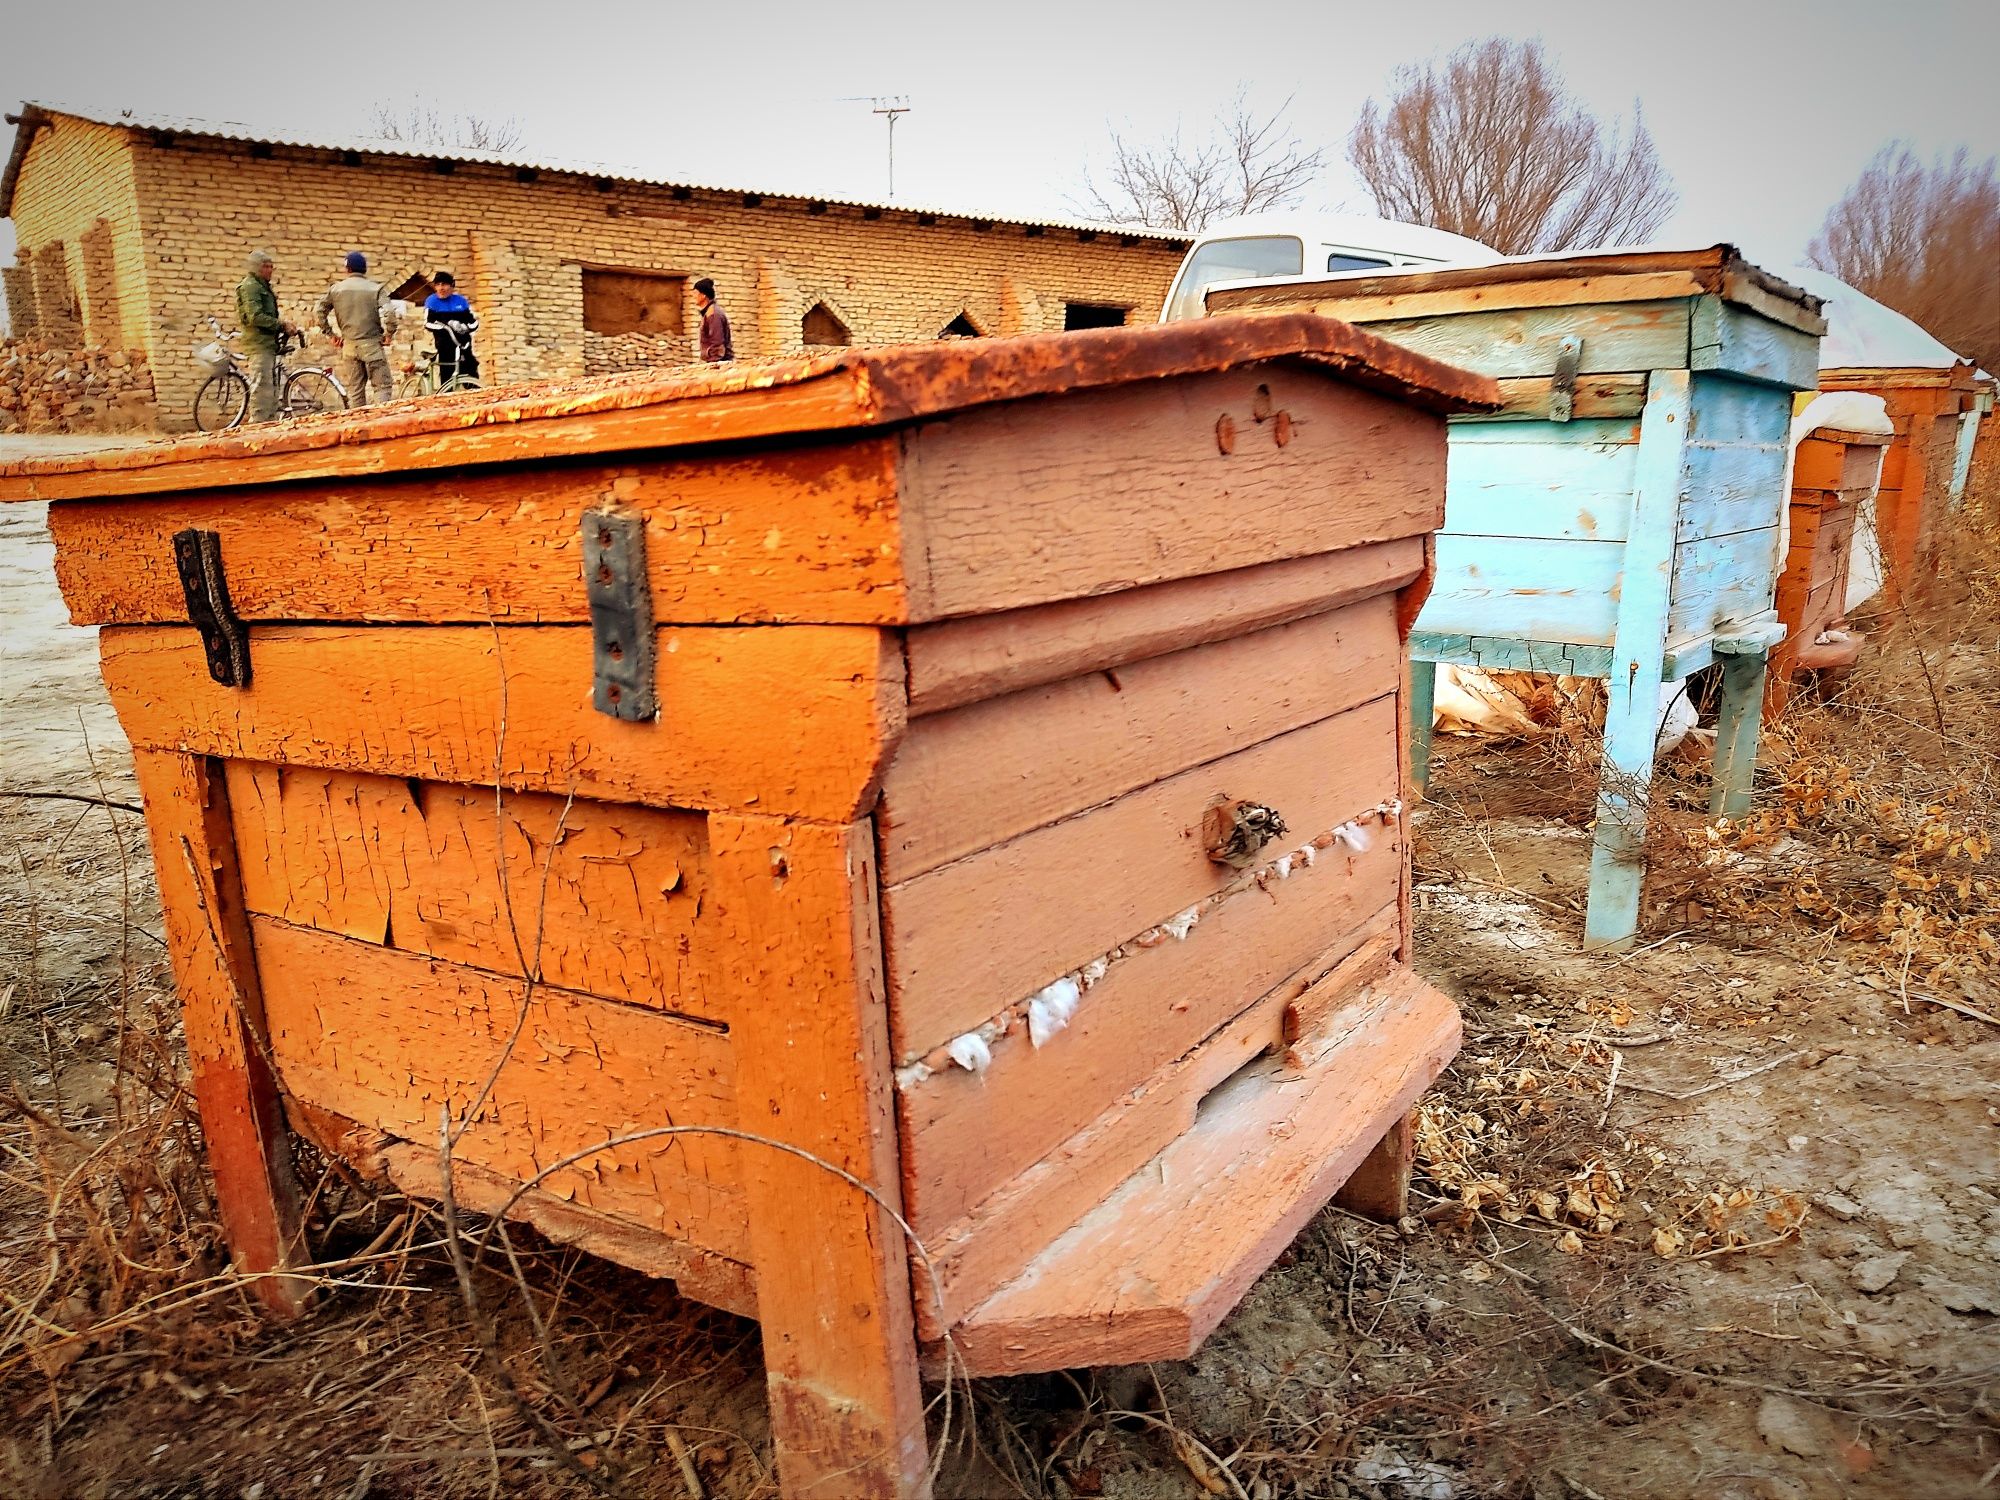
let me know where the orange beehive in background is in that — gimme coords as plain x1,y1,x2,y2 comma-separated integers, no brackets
1768,424,1890,711
1817,360,1980,599
0,319,1495,1498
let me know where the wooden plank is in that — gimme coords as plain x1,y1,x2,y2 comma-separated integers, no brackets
1585,372,1691,948
1481,374,1648,422
1668,529,1781,643
1331,1109,1419,1222
1443,423,1639,543
1687,374,1794,448
1312,301,1693,382
249,916,747,1259
1201,247,1742,311
0,315,1495,504
1673,438,1789,544
899,824,1401,1242
1719,268,1830,338
225,763,720,1021
46,440,909,627
1282,910,1400,1048
1211,270,1712,324
709,816,930,1500
911,910,1396,1336
944,969,1460,1376
883,696,1400,1061
897,366,1446,619
903,538,1422,716
377,1143,758,1319
100,623,903,821
1690,297,1820,391
131,750,310,1317
880,596,1398,883
1420,535,1626,647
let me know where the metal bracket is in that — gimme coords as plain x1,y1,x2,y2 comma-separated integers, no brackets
172,528,250,687
582,509,656,721
1550,335,1583,423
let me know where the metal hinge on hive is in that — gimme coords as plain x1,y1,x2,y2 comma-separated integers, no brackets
582,509,657,721
172,528,250,687
1549,336,1583,423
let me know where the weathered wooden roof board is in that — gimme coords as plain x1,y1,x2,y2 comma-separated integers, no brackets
0,318,1496,635
1209,245,1825,950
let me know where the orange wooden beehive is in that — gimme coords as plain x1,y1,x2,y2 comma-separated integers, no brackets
1768,423,1890,710
0,318,1494,1498
1818,360,1980,597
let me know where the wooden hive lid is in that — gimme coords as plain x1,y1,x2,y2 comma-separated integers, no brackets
1206,243,1828,338
0,316,1496,502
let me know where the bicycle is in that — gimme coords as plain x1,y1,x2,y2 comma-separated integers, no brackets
191,317,348,431
397,325,483,399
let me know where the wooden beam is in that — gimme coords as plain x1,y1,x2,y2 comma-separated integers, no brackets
100,623,904,822
710,816,930,1499
131,750,309,1317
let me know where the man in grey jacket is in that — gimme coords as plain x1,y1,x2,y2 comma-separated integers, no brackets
316,251,397,406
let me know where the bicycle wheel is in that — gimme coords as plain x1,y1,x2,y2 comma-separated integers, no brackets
193,371,248,432
283,368,346,418
439,373,483,395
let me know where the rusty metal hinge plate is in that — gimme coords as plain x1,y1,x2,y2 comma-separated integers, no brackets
1550,336,1583,423
582,509,656,721
172,528,250,687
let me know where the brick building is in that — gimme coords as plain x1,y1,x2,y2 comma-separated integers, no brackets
2,103,1188,427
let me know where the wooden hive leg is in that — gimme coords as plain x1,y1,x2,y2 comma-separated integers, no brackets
129,749,309,1317
711,815,931,1500
1583,370,1690,952
1407,659,1437,795
1332,1108,1418,1222
1710,644,1769,818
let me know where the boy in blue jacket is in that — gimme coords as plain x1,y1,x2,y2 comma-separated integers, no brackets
423,272,481,388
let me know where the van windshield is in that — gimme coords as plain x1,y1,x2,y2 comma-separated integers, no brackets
1165,235,1303,321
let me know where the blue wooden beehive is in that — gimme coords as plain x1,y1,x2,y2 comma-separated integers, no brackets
1209,247,1825,946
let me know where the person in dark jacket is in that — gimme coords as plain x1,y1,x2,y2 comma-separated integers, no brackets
423,271,481,389
693,277,733,363
235,249,297,422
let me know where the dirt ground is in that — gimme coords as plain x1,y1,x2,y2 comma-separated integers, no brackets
1,433,1994,1498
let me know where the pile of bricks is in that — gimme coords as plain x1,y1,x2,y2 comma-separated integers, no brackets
0,337,158,433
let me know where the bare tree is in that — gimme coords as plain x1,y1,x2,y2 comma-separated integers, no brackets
369,101,524,155
1808,143,2000,373
1077,90,1325,232
1347,38,1676,255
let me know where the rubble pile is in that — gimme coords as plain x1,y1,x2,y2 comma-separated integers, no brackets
0,337,158,433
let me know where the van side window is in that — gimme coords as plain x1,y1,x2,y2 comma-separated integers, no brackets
1327,254,1392,272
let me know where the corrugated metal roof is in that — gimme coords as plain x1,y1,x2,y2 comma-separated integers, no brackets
3,100,1190,245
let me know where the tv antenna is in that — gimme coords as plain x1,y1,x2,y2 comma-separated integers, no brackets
840,96,911,197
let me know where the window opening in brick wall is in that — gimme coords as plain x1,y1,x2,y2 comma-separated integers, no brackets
1063,302,1129,331
802,302,851,347
582,270,687,336
390,272,436,306
938,312,982,339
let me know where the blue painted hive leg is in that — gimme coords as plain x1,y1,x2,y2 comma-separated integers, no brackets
1710,643,1770,817
1582,370,1693,950
1584,657,1665,949
1408,659,1437,794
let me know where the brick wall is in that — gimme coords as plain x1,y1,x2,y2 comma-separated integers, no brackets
6,116,148,348
118,134,1183,423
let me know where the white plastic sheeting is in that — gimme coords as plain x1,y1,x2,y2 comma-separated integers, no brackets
1781,265,1967,371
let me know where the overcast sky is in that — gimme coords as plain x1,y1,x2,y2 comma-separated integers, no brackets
5,0,1998,276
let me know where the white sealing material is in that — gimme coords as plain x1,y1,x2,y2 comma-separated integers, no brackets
1027,976,1082,1047
946,1032,992,1074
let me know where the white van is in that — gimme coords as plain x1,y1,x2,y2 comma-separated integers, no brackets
1158,212,1501,322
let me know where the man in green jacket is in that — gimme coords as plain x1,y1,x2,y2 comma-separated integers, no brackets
235,249,296,422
